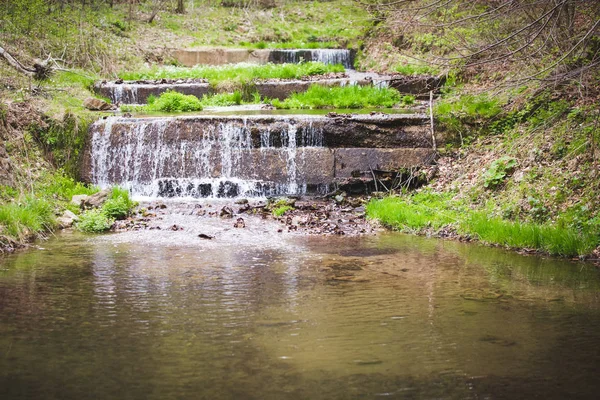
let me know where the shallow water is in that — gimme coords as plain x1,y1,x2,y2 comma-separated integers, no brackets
1,217,600,399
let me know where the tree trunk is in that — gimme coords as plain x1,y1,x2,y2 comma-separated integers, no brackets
175,0,185,14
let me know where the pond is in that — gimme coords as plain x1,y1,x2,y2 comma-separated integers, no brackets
1,211,599,399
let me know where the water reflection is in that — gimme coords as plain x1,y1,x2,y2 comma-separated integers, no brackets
0,231,599,399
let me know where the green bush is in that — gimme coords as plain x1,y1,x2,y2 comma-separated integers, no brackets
145,91,203,113
102,198,130,220
76,209,114,233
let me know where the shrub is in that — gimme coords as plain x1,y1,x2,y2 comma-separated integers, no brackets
102,187,135,220
76,209,114,233
145,91,203,113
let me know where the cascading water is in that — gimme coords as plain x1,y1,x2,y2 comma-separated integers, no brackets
272,49,353,69
108,84,139,104
89,116,327,199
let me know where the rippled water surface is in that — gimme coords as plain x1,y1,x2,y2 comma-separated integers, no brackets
1,223,600,399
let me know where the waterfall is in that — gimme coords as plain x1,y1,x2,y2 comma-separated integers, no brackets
108,84,139,104
271,49,353,69
89,117,326,199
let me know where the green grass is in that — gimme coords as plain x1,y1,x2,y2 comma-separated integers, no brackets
118,62,345,85
0,197,56,241
435,94,503,120
272,85,408,109
394,63,440,76
367,192,599,257
0,171,99,243
198,91,244,107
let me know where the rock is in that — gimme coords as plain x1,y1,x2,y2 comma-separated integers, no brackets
83,97,114,111
291,216,304,226
71,194,89,207
56,209,79,229
235,198,249,205
83,188,111,209
63,209,79,222
233,217,245,228
220,206,234,218
198,233,214,240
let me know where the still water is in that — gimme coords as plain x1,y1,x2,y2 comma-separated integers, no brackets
1,217,599,399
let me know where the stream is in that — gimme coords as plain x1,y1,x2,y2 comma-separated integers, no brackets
1,205,599,399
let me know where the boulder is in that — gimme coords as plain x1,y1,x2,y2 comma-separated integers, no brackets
83,188,112,209
56,210,80,229
71,194,90,207
83,97,114,111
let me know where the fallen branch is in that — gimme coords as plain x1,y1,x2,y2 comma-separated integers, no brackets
0,45,54,80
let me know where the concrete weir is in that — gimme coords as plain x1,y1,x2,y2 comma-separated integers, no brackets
95,78,374,105
82,114,437,198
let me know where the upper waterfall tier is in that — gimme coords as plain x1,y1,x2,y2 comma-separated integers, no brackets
82,114,436,199
173,48,355,68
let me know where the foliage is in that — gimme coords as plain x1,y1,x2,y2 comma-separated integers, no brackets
76,209,114,233
101,187,135,220
483,157,517,189
28,112,95,178
145,90,203,112
272,205,294,217
272,85,406,109
118,62,345,85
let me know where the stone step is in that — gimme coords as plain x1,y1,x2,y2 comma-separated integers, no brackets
94,78,376,104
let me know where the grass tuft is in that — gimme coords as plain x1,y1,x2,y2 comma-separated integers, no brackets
272,85,407,109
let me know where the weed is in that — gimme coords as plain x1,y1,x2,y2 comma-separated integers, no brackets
272,205,293,217
483,157,517,189
395,63,439,76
